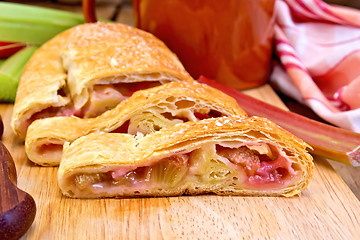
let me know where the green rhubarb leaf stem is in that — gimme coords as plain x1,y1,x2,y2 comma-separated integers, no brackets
0,46,38,102
0,2,84,44
0,2,84,27
0,22,70,45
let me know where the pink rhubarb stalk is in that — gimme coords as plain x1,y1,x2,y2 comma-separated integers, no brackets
198,76,360,166
0,41,26,58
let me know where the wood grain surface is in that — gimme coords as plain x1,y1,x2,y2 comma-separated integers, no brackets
1,85,360,239
1,1,360,239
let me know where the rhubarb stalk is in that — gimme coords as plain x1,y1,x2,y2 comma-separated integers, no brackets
198,76,360,167
0,46,38,102
0,2,84,44
0,42,26,58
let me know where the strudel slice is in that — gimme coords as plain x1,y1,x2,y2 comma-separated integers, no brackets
11,22,191,139
58,116,313,198
25,81,246,166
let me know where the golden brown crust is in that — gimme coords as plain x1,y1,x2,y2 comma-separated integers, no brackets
11,22,192,139
11,30,72,139
58,116,314,198
25,80,246,166
62,23,192,109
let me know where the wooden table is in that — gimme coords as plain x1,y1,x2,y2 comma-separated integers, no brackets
1,1,360,239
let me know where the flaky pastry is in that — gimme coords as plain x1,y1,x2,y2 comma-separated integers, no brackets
58,116,313,198
11,22,192,139
25,80,246,166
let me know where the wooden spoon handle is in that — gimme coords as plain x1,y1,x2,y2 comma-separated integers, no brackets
0,115,3,139
0,130,36,239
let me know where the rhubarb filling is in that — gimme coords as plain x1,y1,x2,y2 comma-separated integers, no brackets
67,142,301,197
112,109,223,135
36,141,64,162
33,108,222,162
21,81,161,136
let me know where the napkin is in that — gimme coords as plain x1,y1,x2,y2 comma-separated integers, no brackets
270,0,360,132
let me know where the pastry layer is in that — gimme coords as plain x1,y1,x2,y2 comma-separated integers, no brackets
58,116,313,198
11,22,192,139
25,81,246,166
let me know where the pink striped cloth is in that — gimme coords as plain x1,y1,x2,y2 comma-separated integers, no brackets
270,0,360,132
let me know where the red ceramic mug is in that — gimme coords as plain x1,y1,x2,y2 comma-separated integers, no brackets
133,0,276,90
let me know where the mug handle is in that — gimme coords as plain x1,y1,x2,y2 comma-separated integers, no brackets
82,0,97,23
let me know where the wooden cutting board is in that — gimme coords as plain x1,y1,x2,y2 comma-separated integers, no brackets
1,85,360,239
